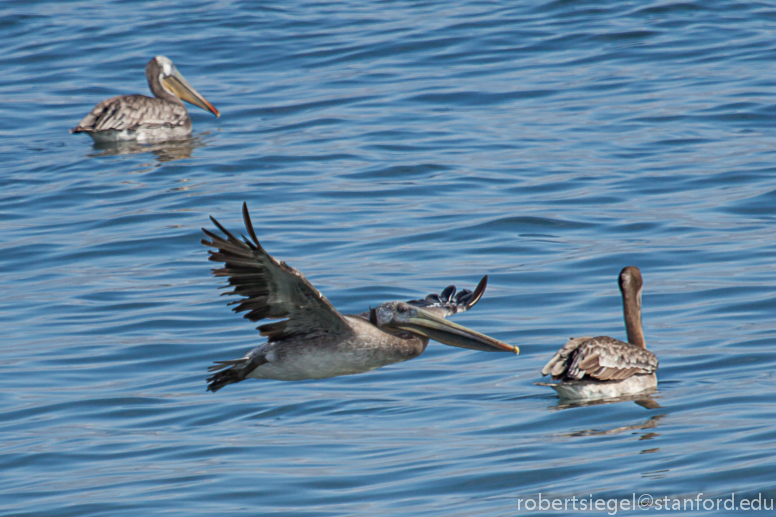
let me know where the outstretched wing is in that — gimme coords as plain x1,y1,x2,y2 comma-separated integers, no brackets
355,276,488,321
405,276,488,319
72,95,188,133
541,336,658,381
202,202,354,343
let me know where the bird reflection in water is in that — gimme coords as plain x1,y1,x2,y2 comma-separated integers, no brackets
87,135,207,163
564,413,665,439
550,392,660,411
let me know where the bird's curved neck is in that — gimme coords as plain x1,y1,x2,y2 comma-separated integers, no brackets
148,74,183,105
622,288,646,349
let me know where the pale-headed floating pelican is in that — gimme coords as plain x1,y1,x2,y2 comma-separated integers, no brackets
72,56,219,143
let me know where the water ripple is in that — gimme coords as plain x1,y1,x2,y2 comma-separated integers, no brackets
2,0,776,515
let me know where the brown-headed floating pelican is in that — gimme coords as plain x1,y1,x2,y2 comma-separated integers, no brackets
72,56,219,143
538,266,658,400
202,203,519,392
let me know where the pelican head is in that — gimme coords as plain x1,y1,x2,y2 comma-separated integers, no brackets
619,266,643,305
370,301,518,354
147,56,220,117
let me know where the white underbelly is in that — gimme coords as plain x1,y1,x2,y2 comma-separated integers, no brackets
247,343,408,381
548,374,658,401
88,126,191,143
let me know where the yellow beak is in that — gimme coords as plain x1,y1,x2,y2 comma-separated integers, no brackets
163,69,220,117
396,309,519,354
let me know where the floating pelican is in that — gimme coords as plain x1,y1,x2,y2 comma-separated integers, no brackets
72,56,219,143
202,203,518,392
539,266,658,400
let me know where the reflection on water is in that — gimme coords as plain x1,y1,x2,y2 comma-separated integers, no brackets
4,0,776,514
567,414,665,440
87,135,207,163
551,391,660,411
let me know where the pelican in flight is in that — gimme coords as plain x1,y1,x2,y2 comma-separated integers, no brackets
72,56,219,143
202,203,518,392
539,266,658,400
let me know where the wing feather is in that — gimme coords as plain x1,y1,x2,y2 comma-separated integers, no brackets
405,275,488,319
72,94,188,133
355,276,488,321
542,336,658,381
202,203,354,342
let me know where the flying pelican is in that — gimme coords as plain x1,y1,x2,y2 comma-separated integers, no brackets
72,56,219,143
539,266,658,400
202,203,519,392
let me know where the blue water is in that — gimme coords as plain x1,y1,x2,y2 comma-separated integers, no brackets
2,0,776,515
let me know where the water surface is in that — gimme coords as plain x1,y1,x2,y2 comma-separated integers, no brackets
2,1,776,515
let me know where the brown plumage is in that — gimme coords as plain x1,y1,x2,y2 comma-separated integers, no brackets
542,336,657,382
74,94,190,134
540,267,658,399
203,206,352,345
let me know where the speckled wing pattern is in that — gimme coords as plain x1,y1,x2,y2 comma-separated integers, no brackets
202,202,354,343
405,275,488,319
72,94,188,133
541,336,658,381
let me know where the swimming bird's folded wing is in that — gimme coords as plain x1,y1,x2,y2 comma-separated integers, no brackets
544,336,658,381
72,95,187,133
541,337,591,378
405,275,488,319
202,202,354,343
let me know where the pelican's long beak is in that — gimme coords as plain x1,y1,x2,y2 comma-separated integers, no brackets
395,310,519,354
163,68,220,117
